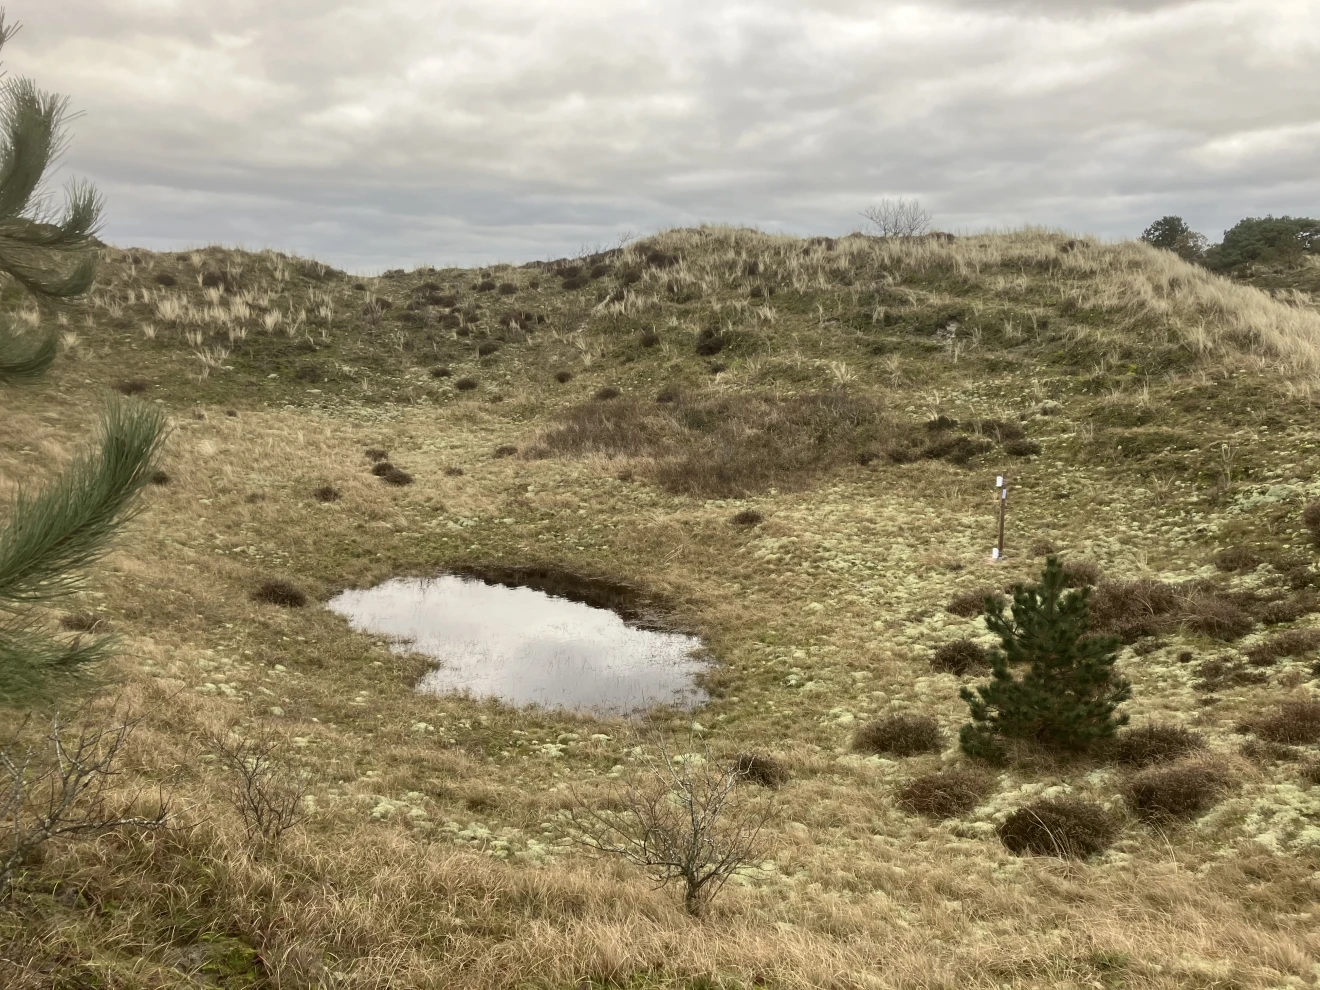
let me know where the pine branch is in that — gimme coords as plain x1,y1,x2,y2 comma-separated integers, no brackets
0,398,167,610
0,325,56,384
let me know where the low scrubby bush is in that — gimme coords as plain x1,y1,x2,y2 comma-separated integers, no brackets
1112,723,1205,767
454,377,479,391
731,509,763,526
852,714,943,757
1213,546,1261,573
998,797,1116,858
364,448,388,462
380,467,413,486
1245,628,1320,666
312,485,340,503
897,765,991,819
252,581,307,608
946,588,1004,618
1248,700,1320,745
930,639,988,675
734,753,789,789
1123,758,1233,821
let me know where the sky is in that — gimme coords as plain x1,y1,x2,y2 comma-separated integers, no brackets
4,0,1318,273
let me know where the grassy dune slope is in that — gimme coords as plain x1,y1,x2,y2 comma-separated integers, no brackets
2,227,1320,988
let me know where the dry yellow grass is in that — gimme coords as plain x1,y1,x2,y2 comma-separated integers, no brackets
2,228,1320,988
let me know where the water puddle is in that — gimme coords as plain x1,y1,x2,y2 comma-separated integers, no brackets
327,570,709,716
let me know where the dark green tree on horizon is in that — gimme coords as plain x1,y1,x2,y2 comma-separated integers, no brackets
959,557,1131,762
0,10,166,706
1140,216,1208,263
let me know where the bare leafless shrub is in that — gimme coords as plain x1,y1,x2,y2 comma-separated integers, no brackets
2,711,171,897
206,723,306,845
860,198,932,238
566,743,774,916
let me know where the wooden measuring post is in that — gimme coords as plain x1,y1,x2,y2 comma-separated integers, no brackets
993,475,1007,561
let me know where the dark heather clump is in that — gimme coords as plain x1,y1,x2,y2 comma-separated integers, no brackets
930,639,988,676
946,588,1005,618
1248,700,1320,745
1112,723,1205,767
734,753,789,789
371,461,395,477
1122,759,1234,821
731,509,763,526
998,798,1116,858
852,714,943,757
897,766,992,819
313,485,341,503
365,448,388,461
252,580,307,608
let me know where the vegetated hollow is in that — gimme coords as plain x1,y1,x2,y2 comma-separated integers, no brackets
326,568,709,717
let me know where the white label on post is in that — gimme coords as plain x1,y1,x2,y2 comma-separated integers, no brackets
996,475,1004,487
1002,488,1008,500
991,547,1000,560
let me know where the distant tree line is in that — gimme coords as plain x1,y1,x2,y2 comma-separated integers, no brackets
1141,214,1319,270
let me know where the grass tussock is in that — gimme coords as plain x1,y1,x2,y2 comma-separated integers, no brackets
312,485,340,503
730,509,763,526
852,714,943,757
998,797,1117,859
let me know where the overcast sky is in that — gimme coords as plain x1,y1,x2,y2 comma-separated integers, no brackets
5,0,1317,273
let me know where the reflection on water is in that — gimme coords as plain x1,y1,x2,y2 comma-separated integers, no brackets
327,574,708,716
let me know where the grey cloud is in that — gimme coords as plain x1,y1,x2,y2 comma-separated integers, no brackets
3,0,1316,271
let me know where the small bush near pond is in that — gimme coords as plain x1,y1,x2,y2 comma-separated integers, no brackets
930,639,987,675
1112,723,1205,767
998,797,1116,859
252,581,307,608
1123,758,1234,821
852,714,943,757
734,753,789,789
898,765,991,819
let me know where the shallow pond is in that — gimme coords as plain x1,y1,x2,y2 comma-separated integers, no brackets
327,573,709,716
